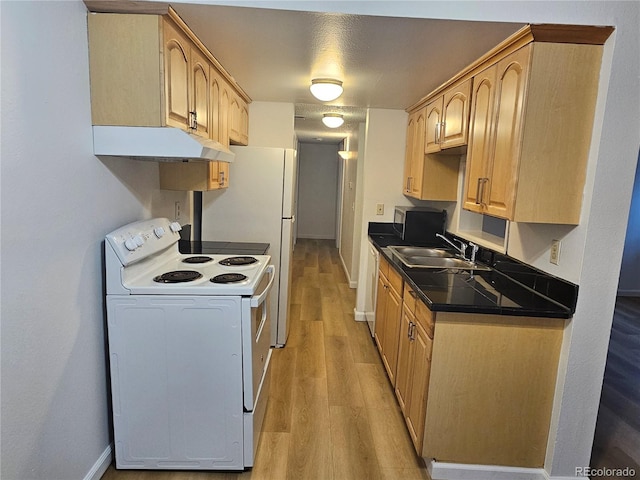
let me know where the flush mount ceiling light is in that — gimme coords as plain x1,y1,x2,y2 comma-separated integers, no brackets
310,78,343,102
322,114,344,128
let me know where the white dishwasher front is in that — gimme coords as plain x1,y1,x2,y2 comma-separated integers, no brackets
364,241,379,337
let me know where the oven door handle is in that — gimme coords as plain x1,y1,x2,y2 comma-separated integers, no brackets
250,265,275,307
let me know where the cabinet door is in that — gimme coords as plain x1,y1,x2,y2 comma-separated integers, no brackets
219,85,231,148
163,20,190,130
381,286,402,386
403,112,416,195
218,161,229,188
441,79,471,149
406,322,432,452
410,109,426,197
484,45,531,219
395,308,415,414
463,65,497,213
374,274,387,353
209,72,221,143
191,48,210,138
424,97,443,154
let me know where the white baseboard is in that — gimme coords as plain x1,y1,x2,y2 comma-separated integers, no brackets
338,250,358,289
427,461,592,480
617,289,640,296
297,234,335,240
84,444,112,480
428,461,548,480
354,309,366,321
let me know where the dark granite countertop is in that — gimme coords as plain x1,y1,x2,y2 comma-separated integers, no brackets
368,223,575,319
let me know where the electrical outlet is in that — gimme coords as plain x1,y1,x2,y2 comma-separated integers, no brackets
550,239,561,265
175,201,181,220
376,203,384,215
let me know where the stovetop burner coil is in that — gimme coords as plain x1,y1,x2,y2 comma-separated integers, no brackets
219,256,258,266
182,256,214,264
211,273,248,284
153,270,203,283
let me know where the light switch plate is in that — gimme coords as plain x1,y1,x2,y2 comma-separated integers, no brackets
376,203,384,215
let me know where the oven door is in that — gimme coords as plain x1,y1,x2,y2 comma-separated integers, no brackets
242,265,275,411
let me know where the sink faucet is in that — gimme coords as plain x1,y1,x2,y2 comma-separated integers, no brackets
436,233,467,258
435,234,480,264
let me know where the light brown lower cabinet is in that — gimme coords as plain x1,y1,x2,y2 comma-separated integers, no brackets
395,300,433,453
422,312,564,467
374,256,403,386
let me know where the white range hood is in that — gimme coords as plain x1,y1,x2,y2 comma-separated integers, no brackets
92,126,235,163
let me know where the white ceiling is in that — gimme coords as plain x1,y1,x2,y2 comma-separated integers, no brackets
169,3,524,144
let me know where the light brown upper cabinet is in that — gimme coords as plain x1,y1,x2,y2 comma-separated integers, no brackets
87,7,251,191
163,18,211,137
462,31,609,224
403,107,459,201
229,92,249,146
424,79,471,153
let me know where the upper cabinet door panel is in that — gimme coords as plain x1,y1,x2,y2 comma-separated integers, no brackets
463,67,497,213
191,48,210,138
441,78,471,149
485,45,531,219
424,97,443,154
163,20,190,130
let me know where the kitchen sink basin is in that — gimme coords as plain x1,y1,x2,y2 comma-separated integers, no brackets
387,245,456,258
387,245,490,271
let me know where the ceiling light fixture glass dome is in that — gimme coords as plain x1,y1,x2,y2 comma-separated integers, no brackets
310,78,344,102
322,113,344,128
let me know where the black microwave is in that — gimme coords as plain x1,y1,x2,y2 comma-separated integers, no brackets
393,206,446,245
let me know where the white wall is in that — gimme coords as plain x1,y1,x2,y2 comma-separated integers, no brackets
248,101,296,148
354,109,413,313
338,132,361,287
0,2,190,479
297,142,340,239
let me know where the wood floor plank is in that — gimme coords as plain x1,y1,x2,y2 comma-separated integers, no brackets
325,335,365,407
329,405,382,480
262,347,296,433
321,296,350,337
246,432,290,480
293,321,327,378
286,377,334,480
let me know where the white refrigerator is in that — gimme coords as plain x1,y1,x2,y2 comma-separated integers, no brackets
202,146,297,347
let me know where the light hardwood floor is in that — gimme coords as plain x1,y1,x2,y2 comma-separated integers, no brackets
101,239,430,480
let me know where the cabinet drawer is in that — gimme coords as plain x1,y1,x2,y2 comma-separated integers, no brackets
415,300,435,339
403,284,417,313
388,264,403,295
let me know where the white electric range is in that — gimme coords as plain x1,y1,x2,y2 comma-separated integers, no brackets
105,218,273,470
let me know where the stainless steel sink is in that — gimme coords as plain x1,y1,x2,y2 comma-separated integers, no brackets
387,245,490,271
387,245,456,258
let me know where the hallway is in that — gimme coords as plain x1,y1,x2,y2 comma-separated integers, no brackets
101,239,429,480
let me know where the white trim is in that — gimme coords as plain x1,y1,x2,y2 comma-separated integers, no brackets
354,309,366,322
617,289,640,296
297,234,335,240
83,444,112,480
428,460,547,480
338,250,359,289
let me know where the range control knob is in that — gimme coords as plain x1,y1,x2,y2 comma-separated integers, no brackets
169,222,182,233
124,238,137,251
154,226,166,238
133,235,145,247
